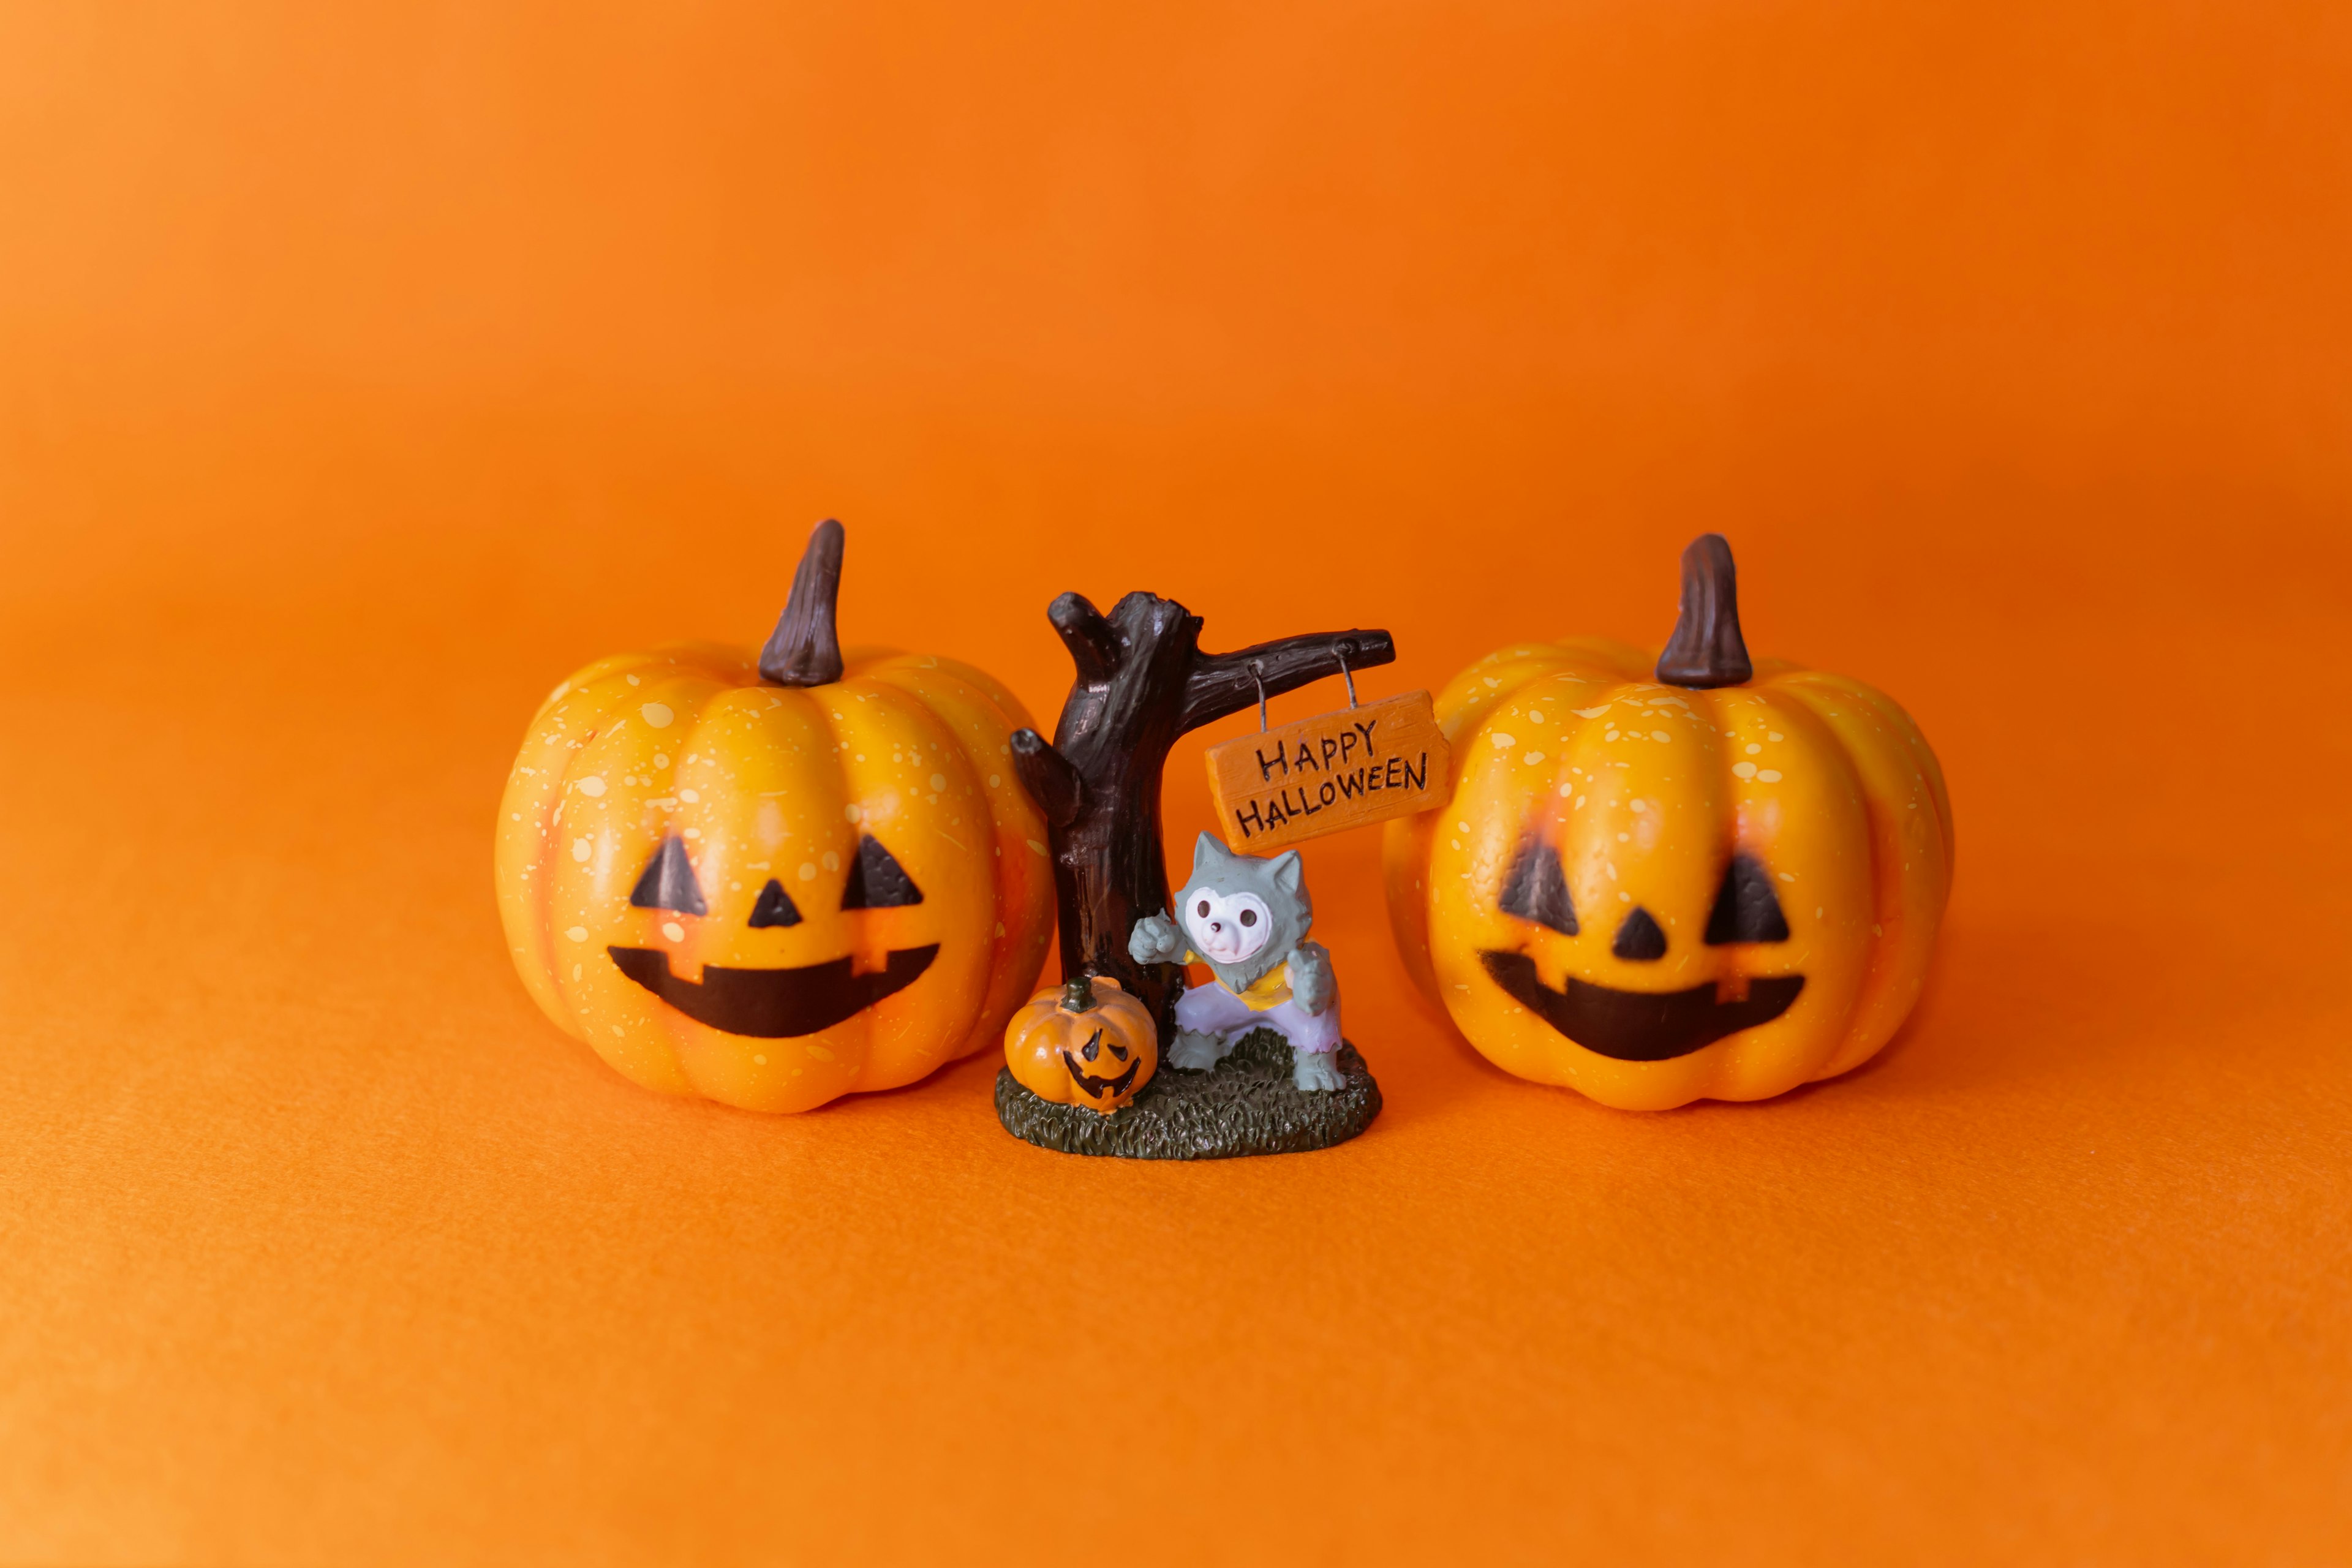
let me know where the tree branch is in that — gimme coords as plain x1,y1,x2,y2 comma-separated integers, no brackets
1008,728,1084,827
1178,628,1396,734
1047,592,1121,687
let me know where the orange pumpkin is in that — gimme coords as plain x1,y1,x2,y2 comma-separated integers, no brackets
494,521,1056,1112
1004,974,1159,1114
1384,535,1953,1109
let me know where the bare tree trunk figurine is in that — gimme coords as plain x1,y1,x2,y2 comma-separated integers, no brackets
1009,591,1395,1031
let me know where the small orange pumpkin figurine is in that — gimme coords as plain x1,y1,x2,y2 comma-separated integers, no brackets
494,520,1056,1113
1004,974,1159,1114
1384,535,1953,1110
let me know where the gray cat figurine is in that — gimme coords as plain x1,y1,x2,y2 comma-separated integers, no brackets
1128,833,1343,1091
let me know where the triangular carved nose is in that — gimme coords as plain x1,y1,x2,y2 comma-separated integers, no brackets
748,879,802,929
1612,906,1668,961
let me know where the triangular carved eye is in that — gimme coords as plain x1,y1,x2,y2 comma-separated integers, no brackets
748,879,802,929
1498,837,1578,935
1705,854,1791,944
628,836,707,916
840,834,924,910
1612,906,1668,960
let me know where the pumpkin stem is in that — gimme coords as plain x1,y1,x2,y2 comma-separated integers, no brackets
1061,974,1100,1012
758,519,847,687
1655,533,1754,688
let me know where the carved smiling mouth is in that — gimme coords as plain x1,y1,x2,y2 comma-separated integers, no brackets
1061,1049,1140,1101
607,944,939,1038
1479,950,1805,1062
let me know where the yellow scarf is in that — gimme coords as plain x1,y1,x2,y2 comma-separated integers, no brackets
1191,955,1291,1011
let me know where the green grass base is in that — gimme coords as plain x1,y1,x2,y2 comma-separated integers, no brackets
993,1027,1381,1159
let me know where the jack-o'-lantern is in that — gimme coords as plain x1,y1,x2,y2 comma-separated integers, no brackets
1383,535,1953,1109
1003,974,1159,1114
494,520,1057,1113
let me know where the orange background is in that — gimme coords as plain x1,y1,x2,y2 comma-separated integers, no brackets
4,2,2349,1561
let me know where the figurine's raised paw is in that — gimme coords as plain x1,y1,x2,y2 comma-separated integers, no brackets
1168,1029,1235,1072
1128,913,1187,967
1291,1048,1345,1093
1288,940,1336,1016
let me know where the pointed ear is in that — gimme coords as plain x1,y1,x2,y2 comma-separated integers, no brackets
1268,850,1305,897
1191,832,1232,877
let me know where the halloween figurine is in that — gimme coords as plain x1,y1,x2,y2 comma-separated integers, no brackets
992,588,1401,1158
1129,835,1342,1091
493,520,1057,1114
1384,533,1953,1110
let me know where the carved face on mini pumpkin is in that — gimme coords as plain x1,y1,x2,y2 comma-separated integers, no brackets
495,522,1057,1114
1003,975,1160,1114
1383,535,1952,1110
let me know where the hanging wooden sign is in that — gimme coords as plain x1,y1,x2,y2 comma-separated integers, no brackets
1204,689,1451,853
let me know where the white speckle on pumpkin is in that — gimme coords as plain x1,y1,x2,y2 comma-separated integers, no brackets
1619,891,1631,903
807,1044,834,1061
565,925,588,942
572,963,582,982
989,774,1001,788
1450,839,1461,850
1732,762,1758,779
1769,731,1784,742
821,851,840,873
754,1054,768,1066
571,838,592,862
1491,733,1516,749
1629,801,1646,813
679,789,699,803
681,828,701,840
1528,710,1544,724
1483,677,1500,688
1572,706,1610,718
798,862,818,881
653,753,669,768
844,804,862,823
1617,832,1630,842
1757,769,1783,783
510,812,521,822
1779,873,1796,883
1525,751,1545,764
662,921,685,941
1651,730,1672,743
641,703,674,728
1746,743,1763,755
995,923,1006,937
576,777,606,797
612,1025,625,1037
930,773,948,791
1574,795,1586,809
1605,862,1618,881
1027,839,1048,856
1604,729,1619,741
627,674,640,686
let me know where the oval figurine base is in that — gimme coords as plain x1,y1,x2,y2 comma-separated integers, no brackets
994,1028,1381,1159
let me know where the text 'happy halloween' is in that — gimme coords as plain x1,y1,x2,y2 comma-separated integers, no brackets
1204,690,1452,854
